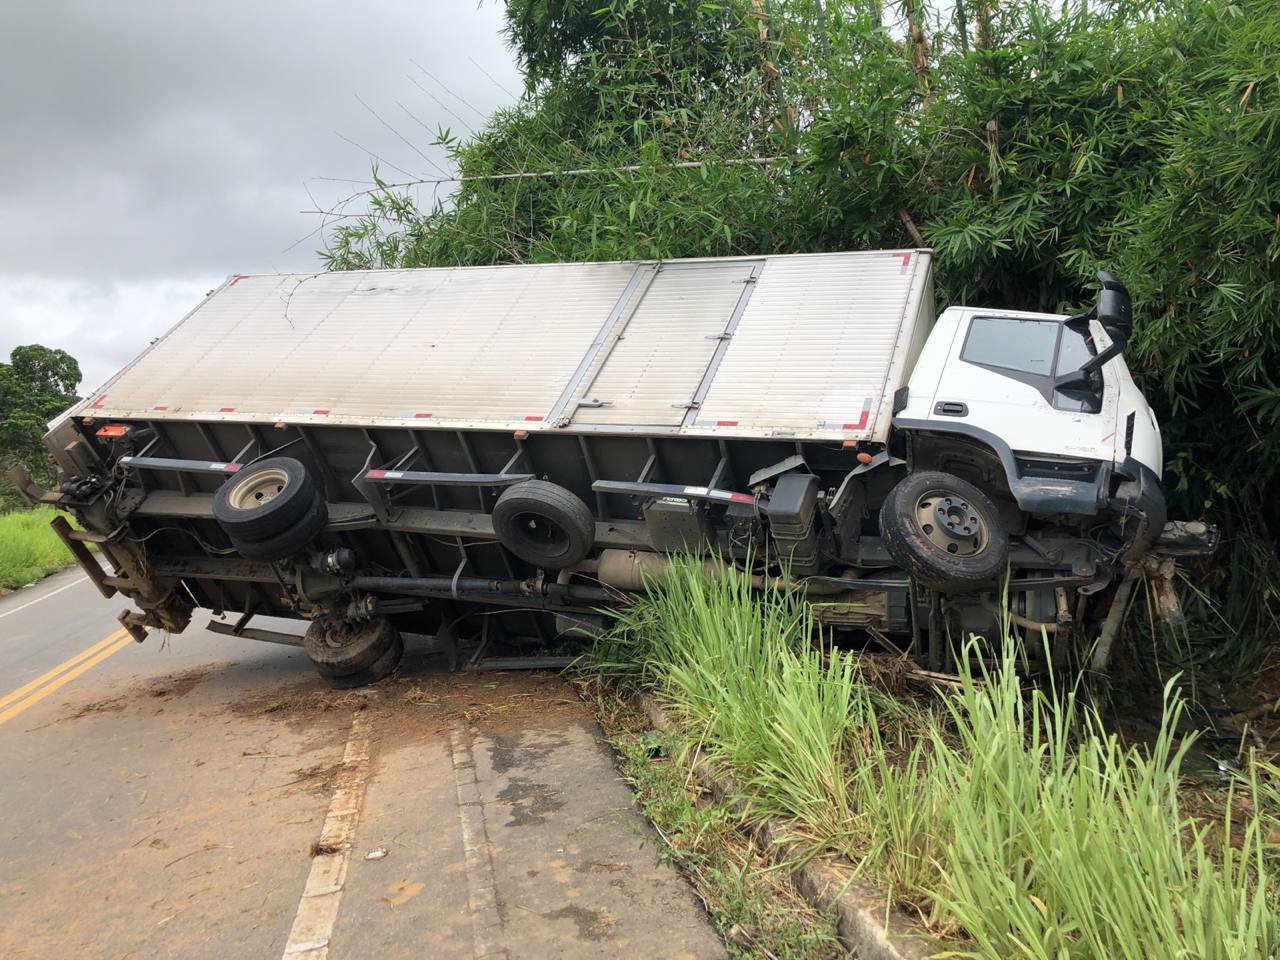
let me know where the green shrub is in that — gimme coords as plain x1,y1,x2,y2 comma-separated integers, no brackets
330,0,1280,678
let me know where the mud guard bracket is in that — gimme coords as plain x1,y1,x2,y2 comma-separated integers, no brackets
50,514,118,599
4,464,62,507
117,609,150,643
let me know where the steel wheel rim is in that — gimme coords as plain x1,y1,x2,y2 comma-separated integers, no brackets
913,489,988,557
228,467,290,510
512,511,569,551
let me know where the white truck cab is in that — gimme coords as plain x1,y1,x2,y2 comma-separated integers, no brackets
893,273,1166,532
902,306,1162,480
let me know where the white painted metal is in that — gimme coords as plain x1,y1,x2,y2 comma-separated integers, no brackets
906,305,1161,475
694,251,928,442
73,251,936,442
82,264,637,430
574,261,757,427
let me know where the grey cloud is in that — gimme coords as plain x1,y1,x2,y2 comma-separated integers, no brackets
0,0,519,391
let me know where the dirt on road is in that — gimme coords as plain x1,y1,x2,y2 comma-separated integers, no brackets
0,643,726,960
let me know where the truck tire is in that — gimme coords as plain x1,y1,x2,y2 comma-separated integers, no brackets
491,480,595,569
214,457,317,542
880,471,1009,594
304,617,398,678
325,632,404,689
231,494,328,562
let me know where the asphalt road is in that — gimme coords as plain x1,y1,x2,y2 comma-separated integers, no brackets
0,568,725,959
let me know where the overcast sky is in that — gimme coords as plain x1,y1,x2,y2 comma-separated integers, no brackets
0,1,520,391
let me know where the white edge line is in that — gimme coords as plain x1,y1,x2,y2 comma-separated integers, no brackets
450,723,508,960
0,575,90,621
281,709,376,959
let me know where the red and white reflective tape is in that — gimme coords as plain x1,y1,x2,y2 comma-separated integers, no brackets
842,399,874,432
365,470,404,480
88,395,107,410
683,485,755,504
892,251,912,273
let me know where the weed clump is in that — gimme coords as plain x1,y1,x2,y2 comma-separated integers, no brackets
0,507,76,591
599,558,1280,958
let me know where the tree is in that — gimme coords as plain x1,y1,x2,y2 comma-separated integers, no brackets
0,344,82,505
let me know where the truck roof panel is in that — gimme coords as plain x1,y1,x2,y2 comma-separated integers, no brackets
74,249,933,443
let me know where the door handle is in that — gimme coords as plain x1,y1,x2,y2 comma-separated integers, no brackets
934,401,968,417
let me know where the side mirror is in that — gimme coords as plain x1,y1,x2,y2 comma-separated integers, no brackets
1095,270,1132,341
1055,269,1133,390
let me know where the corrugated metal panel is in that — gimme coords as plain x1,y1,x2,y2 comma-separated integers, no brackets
693,251,925,440
78,251,932,442
86,263,636,429
573,262,756,426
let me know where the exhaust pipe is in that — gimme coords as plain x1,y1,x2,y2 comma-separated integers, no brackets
592,549,851,596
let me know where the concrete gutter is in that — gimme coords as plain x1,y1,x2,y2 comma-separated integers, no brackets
646,701,938,960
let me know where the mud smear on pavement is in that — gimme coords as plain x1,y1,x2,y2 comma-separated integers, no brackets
59,665,221,722
231,666,585,745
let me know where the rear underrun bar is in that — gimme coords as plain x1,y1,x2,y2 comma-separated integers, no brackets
118,455,242,475
362,469,535,487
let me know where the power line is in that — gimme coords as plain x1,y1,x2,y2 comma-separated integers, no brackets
304,155,787,214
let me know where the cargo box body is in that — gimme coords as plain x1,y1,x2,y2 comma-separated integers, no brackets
34,251,933,662
72,250,934,442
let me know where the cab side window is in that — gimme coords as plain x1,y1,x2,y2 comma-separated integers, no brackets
961,317,1058,375
960,316,1101,412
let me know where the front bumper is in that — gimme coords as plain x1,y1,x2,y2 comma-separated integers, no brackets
1152,519,1220,557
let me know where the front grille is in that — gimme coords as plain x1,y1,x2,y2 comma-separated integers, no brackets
1015,456,1101,482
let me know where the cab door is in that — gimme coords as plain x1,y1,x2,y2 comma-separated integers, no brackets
929,310,1120,464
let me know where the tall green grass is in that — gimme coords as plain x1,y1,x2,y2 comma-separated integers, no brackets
600,558,1280,958
0,507,74,590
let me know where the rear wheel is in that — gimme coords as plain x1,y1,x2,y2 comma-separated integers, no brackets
325,632,404,689
880,470,1009,593
213,457,316,541
304,617,400,682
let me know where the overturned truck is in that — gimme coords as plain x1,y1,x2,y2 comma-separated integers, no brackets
13,250,1216,685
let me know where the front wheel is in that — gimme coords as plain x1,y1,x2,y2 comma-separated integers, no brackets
879,470,1009,593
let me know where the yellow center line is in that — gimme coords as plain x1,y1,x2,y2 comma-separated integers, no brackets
0,630,134,727
0,628,128,711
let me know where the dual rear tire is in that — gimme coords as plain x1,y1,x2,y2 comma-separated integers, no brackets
212,457,328,562
304,617,404,688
